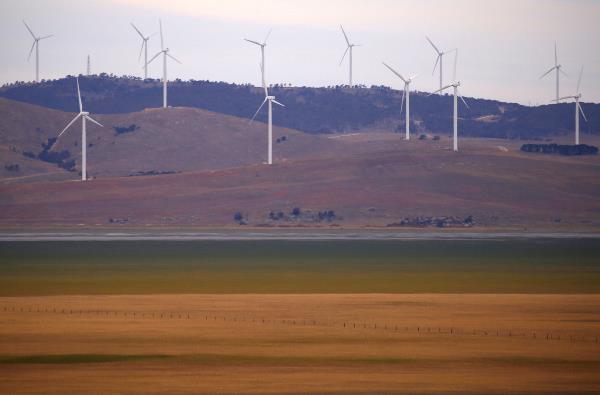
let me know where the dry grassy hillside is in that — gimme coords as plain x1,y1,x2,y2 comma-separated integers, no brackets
1,135,599,228
0,97,339,180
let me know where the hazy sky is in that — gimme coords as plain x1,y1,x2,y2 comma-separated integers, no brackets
1,0,599,105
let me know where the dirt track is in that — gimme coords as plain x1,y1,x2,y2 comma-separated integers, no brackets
1,294,599,394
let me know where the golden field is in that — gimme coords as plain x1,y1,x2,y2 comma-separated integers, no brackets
1,294,599,394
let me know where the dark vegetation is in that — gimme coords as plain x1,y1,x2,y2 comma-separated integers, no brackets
108,218,129,224
4,163,20,172
2,75,598,139
23,137,76,171
387,216,475,228
520,143,598,156
128,170,180,177
233,212,248,225
113,124,140,135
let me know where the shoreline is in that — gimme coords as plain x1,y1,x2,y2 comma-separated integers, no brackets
1,229,599,241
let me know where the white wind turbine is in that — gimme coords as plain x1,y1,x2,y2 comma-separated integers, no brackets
554,66,587,145
131,22,154,79
429,50,469,152
383,62,417,140
340,25,360,86
55,78,103,181
147,20,181,108
540,42,567,102
250,62,285,165
244,29,272,87
23,20,53,83
426,36,455,93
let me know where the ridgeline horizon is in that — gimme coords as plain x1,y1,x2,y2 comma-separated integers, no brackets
1,74,598,140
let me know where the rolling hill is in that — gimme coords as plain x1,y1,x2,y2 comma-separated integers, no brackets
1,75,599,139
0,97,340,181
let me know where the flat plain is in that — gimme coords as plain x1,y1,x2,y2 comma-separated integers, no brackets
1,239,600,394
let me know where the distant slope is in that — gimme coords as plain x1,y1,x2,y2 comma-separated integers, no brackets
1,75,598,139
0,97,339,181
1,136,599,229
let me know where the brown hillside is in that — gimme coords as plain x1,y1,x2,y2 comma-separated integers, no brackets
1,136,599,229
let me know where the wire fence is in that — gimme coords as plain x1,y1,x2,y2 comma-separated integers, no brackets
2,303,599,346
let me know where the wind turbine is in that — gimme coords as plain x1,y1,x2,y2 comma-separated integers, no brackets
244,29,272,87
86,55,91,76
23,20,53,83
426,36,455,93
429,50,469,152
340,25,360,86
554,66,587,145
540,42,567,102
147,19,181,108
383,62,417,140
131,22,153,79
250,63,285,165
55,78,103,181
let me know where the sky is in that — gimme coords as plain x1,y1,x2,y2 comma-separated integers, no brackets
0,0,599,105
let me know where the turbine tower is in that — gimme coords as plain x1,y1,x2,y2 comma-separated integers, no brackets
429,50,469,152
55,78,104,181
426,36,455,93
383,62,417,140
340,25,360,86
131,22,153,79
540,42,567,102
244,29,272,87
147,20,181,108
250,63,285,165
554,66,587,145
23,20,53,83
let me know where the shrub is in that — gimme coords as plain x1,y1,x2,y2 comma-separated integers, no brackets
113,124,140,135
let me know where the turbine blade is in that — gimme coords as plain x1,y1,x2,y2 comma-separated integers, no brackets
553,95,574,102
146,51,161,66
244,38,262,46
38,34,53,40
578,102,588,122
250,98,268,123
167,53,182,64
382,62,406,83
539,66,555,79
76,77,82,113
453,49,458,82
263,28,272,44
159,19,164,50
400,88,405,114
554,42,558,67
340,25,351,46
27,41,36,61
138,40,145,61
271,99,285,107
131,22,145,39
428,85,453,96
85,115,103,127
560,68,568,77
576,66,583,93
23,20,35,39
57,114,82,138
339,46,349,66
425,36,441,54
458,89,469,108
409,74,419,81
431,55,440,75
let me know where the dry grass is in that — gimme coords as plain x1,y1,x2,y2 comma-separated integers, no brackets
1,294,599,394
